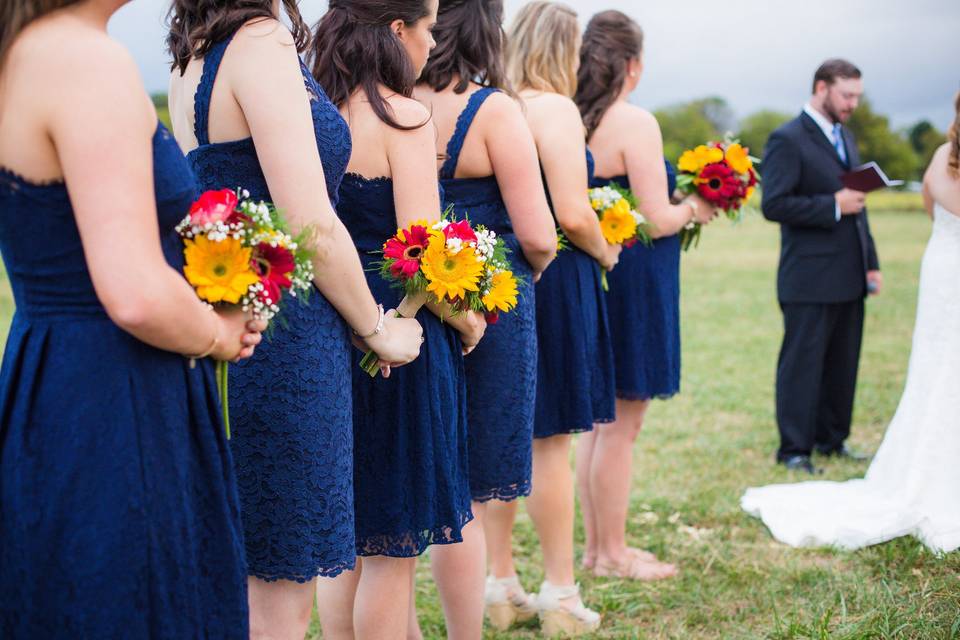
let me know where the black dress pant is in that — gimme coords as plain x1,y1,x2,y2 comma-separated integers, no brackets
775,299,864,460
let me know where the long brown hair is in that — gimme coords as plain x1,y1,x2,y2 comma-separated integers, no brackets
166,0,310,75
574,10,642,140
309,0,430,130
418,0,509,94
0,0,81,74
505,2,580,98
949,91,960,179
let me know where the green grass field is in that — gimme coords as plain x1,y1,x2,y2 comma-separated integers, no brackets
320,206,957,639
1,205,955,638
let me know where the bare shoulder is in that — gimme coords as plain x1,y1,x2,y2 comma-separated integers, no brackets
609,101,659,132
524,92,581,130
383,92,432,132
233,17,295,47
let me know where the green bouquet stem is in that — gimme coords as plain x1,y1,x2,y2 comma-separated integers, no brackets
215,360,230,439
359,291,428,378
600,268,609,292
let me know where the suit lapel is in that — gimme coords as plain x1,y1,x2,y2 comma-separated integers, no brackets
800,112,846,169
841,127,857,168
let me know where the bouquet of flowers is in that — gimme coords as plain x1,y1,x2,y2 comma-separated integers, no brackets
676,137,759,250
177,188,315,436
358,217,520,377
588,183,653,290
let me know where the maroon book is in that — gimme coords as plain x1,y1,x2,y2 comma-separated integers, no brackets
841,161,904,192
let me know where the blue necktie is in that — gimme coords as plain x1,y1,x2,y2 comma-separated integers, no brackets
832,123,847,164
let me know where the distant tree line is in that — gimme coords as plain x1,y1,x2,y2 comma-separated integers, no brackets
655,96,945,183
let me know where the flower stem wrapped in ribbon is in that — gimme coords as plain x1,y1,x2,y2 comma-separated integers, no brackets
675,135,760,251
359,216,520,377
587,183,653,290
177,188,315,437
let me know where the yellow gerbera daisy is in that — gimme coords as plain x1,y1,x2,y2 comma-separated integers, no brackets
599,199,637,245
421,230,482,301
482,271,519,313
183,235,259,304
678,144,724,174
725,143,753,174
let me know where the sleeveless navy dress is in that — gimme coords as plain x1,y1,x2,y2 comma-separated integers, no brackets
533,150,616,438
337,174,473,556
591,159,680,400
440,88,535,502
0,124,248,636
187,33,356,581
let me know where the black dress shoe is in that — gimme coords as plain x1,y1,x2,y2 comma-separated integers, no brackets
778,455,823,475
817,445,869,461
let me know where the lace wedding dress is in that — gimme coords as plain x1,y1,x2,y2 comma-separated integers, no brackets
742,203,960,553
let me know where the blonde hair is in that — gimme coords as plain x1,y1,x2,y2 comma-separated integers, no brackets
949,90,959,179
506,1,580,98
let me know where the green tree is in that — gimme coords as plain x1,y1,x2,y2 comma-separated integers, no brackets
737,110,792,159
846,96,919,182
908,120,947,173
654,97,731,164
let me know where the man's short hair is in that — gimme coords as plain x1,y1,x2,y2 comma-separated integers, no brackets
812,59,862,93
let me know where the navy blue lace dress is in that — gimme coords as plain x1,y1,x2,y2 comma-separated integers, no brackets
440,88,534,502
186,33,355,581
533,150,616,438
337,174,473,556
591,159,680,400
0,124,248,637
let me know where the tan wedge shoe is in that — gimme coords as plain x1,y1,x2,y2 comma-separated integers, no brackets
484,575,538,631
534,581,601,637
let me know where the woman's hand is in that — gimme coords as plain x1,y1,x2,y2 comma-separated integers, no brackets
364,314,424,367
211,309,267,362
599,243,622,272
689,194,719,225
452,310,487,356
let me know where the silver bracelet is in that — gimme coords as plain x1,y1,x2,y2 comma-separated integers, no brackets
355,304,385,339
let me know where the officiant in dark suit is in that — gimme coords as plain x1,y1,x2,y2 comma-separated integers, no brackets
761,58,882,474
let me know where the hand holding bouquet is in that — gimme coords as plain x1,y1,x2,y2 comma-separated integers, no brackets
177,188,315,435
359,217,520,377
588,184,653,290
676,137,759,250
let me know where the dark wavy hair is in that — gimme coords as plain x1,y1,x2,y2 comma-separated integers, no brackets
166,0,310,75
1,0,81,73
949,91,960,179
418,0,508,94
574,10,642,140
309,0,431,130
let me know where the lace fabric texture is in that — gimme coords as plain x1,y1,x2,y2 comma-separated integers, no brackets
533,149,616,438
0,125,249,636
440,88,534,502
337,173,474,557
742,204,960,553
592,164,681,402
187,32,357,581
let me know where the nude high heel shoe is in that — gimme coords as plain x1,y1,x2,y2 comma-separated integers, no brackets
534,581,601,636
484,575,538,630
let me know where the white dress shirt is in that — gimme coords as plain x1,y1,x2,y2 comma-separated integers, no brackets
803,103,843,221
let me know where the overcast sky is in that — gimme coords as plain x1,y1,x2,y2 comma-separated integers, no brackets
111,0,960,130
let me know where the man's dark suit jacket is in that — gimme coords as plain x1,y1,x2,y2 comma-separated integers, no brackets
761,112,880,303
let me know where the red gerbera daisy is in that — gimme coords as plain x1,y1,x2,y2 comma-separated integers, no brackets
251,242,296,305
696,163,736,207
384,224,430,280
443,220,478,244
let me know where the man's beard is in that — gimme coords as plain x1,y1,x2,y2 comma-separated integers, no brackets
824,95,851,124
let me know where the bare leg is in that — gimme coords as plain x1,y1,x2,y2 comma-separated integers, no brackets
574,429,599,569
354,556,417,640
484,498,519,579
431,502,487,640
248,576,318,640
526,434,576,586
316,564,362,640
407,562,423,640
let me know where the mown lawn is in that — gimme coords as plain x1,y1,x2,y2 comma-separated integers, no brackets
310,206,958,639
1,205,954,638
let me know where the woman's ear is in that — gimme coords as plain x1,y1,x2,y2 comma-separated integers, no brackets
390,18,406,41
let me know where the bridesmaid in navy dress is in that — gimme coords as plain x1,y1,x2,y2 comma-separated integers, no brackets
483,3,621,636
166,3,423,637
0,1,266,635
413,0,557,635
311,1,482,637
573,10,716,582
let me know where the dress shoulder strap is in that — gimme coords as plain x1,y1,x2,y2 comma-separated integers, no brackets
439,87,500,180
193,33,239,146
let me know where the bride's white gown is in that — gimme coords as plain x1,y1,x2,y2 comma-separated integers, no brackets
742,203,960,553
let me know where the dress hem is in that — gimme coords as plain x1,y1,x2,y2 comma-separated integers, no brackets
355,509,475,558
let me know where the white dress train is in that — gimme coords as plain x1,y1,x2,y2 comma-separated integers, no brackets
742,203,960,553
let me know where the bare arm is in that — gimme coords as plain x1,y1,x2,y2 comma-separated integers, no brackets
57,39,259,361
535,97,618,269
622,109,705,237
484,94,556,275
